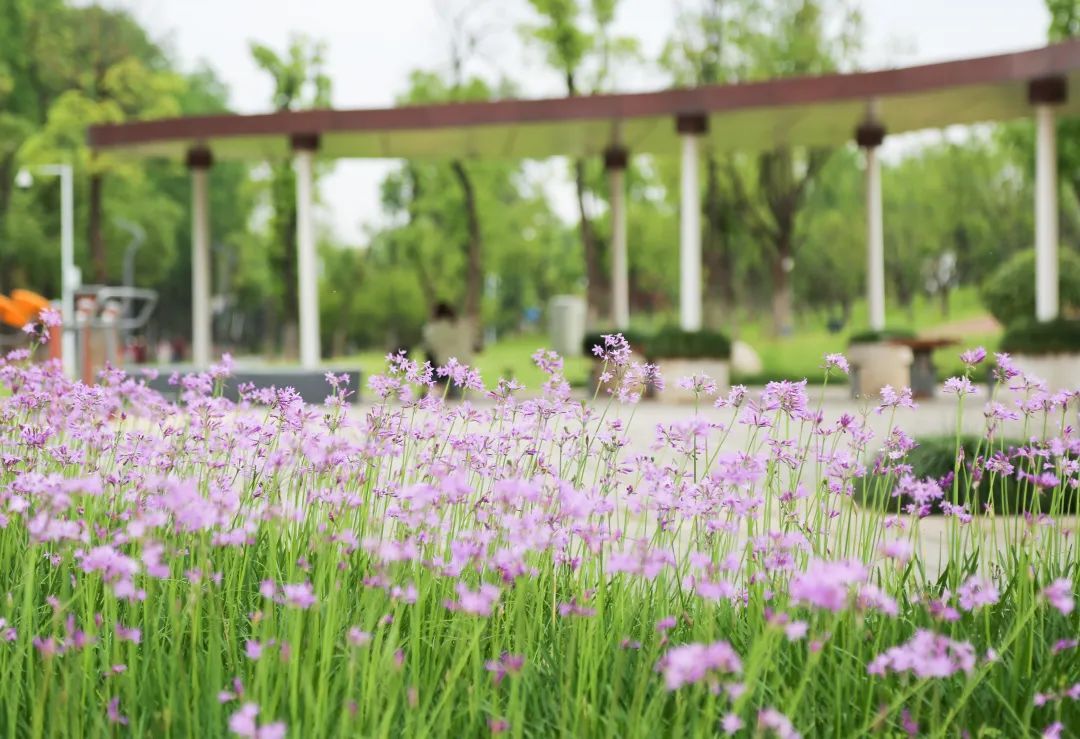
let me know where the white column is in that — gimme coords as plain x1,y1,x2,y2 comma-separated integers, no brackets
190,164,211,367
295,147,321,368
609,163,629,330
1035,104,1059,322
58,165,76,379
679,133,702,331
865,144,885,331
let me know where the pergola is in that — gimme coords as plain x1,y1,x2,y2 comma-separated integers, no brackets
89,40,1080,369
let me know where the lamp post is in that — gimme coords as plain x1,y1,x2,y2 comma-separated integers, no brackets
15,164,77,379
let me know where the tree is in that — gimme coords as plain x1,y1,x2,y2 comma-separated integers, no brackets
3,3,188,300
521,0,639,324
662,0,860,334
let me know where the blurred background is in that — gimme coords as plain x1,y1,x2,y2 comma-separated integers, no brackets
1,0,1076,386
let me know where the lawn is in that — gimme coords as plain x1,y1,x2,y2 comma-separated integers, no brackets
333,287,1002,388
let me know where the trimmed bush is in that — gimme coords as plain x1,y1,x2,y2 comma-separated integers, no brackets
855,435,1077,515
999,317,1080,356
647,326,732,360
980,248,1080,326
847,328,916,345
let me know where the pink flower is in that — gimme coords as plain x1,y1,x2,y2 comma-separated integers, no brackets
879,539,913,564
114,624,141,643
448,582,501,616
784,621,808,641
823,353,850,375
657,641,742,690
1042,579,1075,615
281,582,316,609
347,628,371,647
867,630,976,678
484,653,525,685
721,713,744,735
957,575,999,611
758,708,800,739
960,347,986,367
655,616,677,632
790,559,868,612
106,697,128,726
942,377,976,395
228,703,286,738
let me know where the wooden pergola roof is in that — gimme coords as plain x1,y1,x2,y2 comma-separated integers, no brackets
88,40,1080,162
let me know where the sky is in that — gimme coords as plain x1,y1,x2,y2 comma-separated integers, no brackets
96,0,1052,245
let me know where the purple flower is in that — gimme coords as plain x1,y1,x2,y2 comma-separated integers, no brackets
106,697,128,726
347,628,371,647
281,582,316,609
960,347,986,367
1043,722,1064,739
790,559,868,612
877,385,916,413
1042,579,1075,615
721,713,744,735
867,630,976,678
823,353,850,375
229,703,286,739
942,377,976,395
758,708,800,739
484,653,525,685
957,575,999,611
657,641,742,690
448,582,501,616
592,334,632,366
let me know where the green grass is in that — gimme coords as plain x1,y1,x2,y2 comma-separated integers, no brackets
333,333,594,390
330,287,1003,388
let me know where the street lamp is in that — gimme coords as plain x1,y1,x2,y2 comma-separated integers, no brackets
15,164,77,379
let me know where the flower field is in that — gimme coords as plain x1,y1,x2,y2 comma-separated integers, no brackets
0,331,1077,737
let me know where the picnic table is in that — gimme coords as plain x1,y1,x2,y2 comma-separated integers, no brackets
888,337,957,399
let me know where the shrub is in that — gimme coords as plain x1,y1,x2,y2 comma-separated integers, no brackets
856,435,1077,514
647,326,732,359
847,328,916,345
999,317,1080,356
980,248,1080,326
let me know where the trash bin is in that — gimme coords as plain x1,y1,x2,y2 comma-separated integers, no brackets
548,295,586,358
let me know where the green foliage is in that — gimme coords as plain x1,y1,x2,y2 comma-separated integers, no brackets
847,328,916,344
581,327,732,359
648,326,732,359
856,435,1078,515
980,248,1080,326
999,317,1080,356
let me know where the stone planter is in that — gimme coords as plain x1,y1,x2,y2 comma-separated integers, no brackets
847,342,914,399
654,358,731,403
1009,353,1080,391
